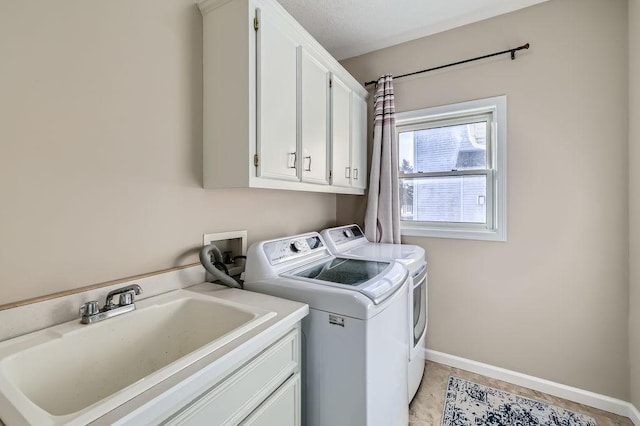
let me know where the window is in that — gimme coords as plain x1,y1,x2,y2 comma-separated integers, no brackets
396,96,506,241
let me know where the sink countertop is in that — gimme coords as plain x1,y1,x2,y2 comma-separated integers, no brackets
0,281,308,426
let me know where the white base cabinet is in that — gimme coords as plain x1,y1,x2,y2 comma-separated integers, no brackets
199,0,368,195
115,326,302,426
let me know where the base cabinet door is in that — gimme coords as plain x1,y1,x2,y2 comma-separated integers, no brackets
241,373,301,426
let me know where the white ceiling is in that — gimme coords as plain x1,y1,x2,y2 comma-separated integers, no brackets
276,0,549,60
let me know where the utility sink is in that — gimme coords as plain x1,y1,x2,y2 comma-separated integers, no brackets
0,289,276,425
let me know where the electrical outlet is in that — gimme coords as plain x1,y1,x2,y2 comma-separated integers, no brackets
202,230,248,279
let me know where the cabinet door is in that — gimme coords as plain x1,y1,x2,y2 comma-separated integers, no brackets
331,75,352,188
240,373,301,426
256,7,299,181
351,93,367,190
300,47,330,185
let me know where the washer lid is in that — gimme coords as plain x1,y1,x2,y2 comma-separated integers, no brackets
345,244,424,262
284,257,406,304
321,225,425,264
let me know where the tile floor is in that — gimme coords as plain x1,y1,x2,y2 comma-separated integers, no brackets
409,361,633,426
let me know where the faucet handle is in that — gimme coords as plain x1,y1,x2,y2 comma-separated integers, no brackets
80,301,100,317
119,290,136,306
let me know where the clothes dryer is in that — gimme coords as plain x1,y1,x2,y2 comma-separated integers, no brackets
244,232,409,426
321,224,427,401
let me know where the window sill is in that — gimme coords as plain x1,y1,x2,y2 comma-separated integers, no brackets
400,225,506,242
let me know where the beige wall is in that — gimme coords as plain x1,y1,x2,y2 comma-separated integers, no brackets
0,0,336,306
630,0,640,410
340,0,630,399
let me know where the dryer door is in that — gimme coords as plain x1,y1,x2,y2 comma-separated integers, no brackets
411,264,428,357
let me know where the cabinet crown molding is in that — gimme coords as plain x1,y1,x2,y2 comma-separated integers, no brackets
198,0,235,14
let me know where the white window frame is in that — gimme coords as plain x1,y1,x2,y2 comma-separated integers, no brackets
396,95,507,242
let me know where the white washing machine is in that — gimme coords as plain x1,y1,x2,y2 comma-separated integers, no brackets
320,224,427,401
244,232,409,426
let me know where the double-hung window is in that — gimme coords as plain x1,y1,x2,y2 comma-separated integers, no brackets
396,96,506,241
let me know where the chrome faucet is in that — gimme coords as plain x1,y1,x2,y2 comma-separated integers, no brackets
79,284,143,324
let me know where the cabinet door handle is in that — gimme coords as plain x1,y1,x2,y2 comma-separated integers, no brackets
304,156,311,172
288,152,297,169
353,168,358,180
345,167,350,178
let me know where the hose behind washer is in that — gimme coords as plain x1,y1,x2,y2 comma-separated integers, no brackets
199,243,242,289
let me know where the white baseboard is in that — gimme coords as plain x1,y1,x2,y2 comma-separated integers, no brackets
426,349,640,425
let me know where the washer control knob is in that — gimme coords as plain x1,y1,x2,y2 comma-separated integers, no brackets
290,240,305,252
343,229,354,238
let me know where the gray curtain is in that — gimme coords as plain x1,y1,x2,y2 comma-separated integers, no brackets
364,75,401,243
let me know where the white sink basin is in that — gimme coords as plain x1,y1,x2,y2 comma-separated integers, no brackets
0,289,275,425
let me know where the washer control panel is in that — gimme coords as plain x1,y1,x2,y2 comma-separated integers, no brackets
264,234,325,265
327,225,365,247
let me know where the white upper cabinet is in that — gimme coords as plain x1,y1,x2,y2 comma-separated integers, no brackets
351,93,368,190
331,77,369,190
300,47,330,185
199,0,368,195
255,6,299,182
331,75,352,188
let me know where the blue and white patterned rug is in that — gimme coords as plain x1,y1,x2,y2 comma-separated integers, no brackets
442,376,598,426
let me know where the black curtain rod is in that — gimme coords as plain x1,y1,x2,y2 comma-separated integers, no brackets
364,42,530,87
